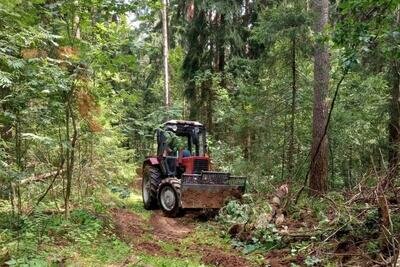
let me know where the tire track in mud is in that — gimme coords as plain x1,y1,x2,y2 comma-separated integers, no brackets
112,207,250,267
149,210,193,241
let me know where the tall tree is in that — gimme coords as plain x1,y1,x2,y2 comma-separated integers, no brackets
161,0,170,109
387,8,400,182
309,0,330,196
287,34,297,177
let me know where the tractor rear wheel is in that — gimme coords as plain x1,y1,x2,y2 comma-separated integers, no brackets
142,165,162,210
158,178,182,217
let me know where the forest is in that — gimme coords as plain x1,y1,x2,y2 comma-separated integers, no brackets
0,0,399,266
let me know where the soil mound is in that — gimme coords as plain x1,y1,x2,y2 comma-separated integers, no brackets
150,211,193,240
111,208,146,241
201,246,249,267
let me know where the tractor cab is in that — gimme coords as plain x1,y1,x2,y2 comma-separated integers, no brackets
155,120,209,177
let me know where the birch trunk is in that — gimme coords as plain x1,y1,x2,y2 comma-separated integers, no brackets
161,0,170,109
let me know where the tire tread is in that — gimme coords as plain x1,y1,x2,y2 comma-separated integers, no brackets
142,165,162,210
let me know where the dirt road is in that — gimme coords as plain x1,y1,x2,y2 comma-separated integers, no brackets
109,177,251,267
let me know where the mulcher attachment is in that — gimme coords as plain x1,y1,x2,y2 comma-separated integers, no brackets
180,171,246,209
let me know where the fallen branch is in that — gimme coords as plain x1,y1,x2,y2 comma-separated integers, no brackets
322,209,369,243
11,167,65,216
325,252,364,257
17,170,65,186
35,159,65,206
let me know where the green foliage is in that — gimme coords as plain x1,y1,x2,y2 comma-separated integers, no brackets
136,254,202,267
225,221,283,255
78,236,131,264
304,255,322,266
366,240,380,255
252,1,311,48
218,200,251,225
0,205,131,266
392,212,400,234
109,184,131,199
208,137,245,173
237,224,283,254
218,199,282,254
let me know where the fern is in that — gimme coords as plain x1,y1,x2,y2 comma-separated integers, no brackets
6,58,24,70
0,71,12,87
21,133,54,145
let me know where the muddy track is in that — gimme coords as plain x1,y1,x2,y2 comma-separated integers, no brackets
201,246,250,267
112,207,249,266
149,210,193,240
111,208,195,242
111,208,147,242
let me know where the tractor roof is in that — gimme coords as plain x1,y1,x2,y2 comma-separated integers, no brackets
164,120,204,127
163,120,205,134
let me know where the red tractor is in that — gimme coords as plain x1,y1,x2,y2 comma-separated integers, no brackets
142,120,246,217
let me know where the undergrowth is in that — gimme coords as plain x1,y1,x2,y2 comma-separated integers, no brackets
0,208,131,266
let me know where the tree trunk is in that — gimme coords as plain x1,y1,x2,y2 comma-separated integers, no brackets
73,0,80,40
14,112,23,215
183,6,206,120
64,92,77,219
309,0,330,196
244,130,252,161
346,144,353,189
217,14,225,73
64,98,71,219
282,113,288,180
161,0,170,109
387,10,400,183
208,13,226,133
287,36,297,178
0,88,11,141
388,61,400,182
206,80,213,132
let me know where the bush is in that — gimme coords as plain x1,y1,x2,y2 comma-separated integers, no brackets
218,200,251,225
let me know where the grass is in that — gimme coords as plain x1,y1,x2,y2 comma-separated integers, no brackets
181,223,231,250
135,254,204,267
77,235,131,264
124,192,152,220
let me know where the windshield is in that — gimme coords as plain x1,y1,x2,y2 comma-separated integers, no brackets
189,127,206,156
157,126,206,157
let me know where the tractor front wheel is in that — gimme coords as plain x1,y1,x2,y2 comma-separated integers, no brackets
158,178,182,217
142,165,161,210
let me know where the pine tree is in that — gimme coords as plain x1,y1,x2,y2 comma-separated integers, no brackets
309,0,330,196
